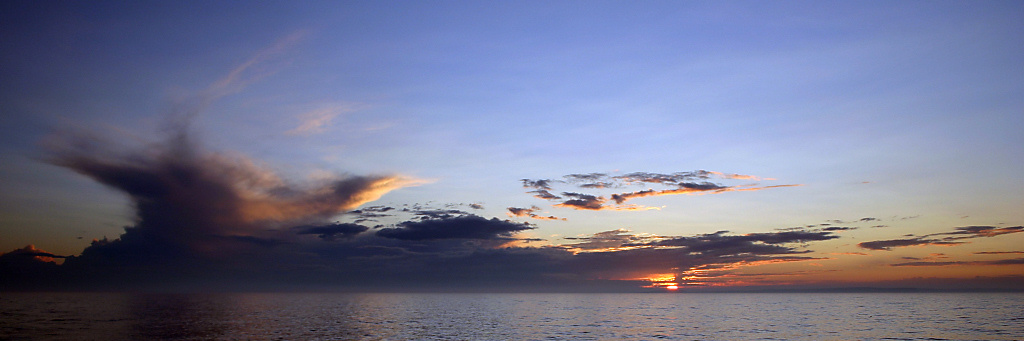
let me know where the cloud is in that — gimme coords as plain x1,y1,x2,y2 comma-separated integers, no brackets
613,171,714,184
507,206,565,221
45,124,422,258
561,229,656,251
890,258,1024,267
554,192,607,210
206,31,306,100
3,212,848,291
707,171,771,181
0,245,64,290
938,226,1024,238
522,171,800,210
0,245,66,262
404,208,471,220
857,238,964,251
975,251,1024,255
529,189,561,200
821,226,857,231
348,205,395,223
376,215,535,241
296,223,369,241
562,231,835,285
859,226,1024,251
645,230,839,257
286,104,357,136
521,179,554,190
610,185,727,204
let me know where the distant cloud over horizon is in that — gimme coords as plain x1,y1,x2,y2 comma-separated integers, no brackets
859,226,1024,251
3,130,1019,292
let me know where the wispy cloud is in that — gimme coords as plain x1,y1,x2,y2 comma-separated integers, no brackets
167,31,307,123
207,31,306,99
286,104,359,136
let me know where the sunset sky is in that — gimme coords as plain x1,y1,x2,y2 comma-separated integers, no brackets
2,1,1022,291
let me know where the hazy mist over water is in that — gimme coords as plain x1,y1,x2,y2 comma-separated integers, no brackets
2,292,1022,340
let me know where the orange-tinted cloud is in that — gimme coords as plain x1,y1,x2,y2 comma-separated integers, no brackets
286,104,359,136
47,126,423,254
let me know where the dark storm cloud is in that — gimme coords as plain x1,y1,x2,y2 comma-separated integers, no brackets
3,215,845,292
0,246,63,290
45,129,415,253
224,235,285,247
24,123,422,290
0,245,67,260
376,215,535,241
296,223,369,241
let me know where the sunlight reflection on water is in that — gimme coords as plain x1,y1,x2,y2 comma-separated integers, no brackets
2,292,1022,340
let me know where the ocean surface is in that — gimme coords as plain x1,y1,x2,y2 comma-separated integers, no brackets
2,292,1022,340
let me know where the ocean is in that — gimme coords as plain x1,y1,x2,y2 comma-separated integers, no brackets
2,292,1022,340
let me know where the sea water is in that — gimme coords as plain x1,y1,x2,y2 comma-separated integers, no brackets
2,292,1022,340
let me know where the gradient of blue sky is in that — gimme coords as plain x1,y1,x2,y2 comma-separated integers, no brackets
2,1,1022,289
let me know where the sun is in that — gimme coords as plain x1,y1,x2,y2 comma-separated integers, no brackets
666,285,679,290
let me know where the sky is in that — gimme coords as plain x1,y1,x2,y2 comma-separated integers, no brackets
1,1,1022,292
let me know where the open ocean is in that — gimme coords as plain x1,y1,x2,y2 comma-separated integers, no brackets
2,292,1022,340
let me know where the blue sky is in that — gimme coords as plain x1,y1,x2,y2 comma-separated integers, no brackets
2,1,1022,290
